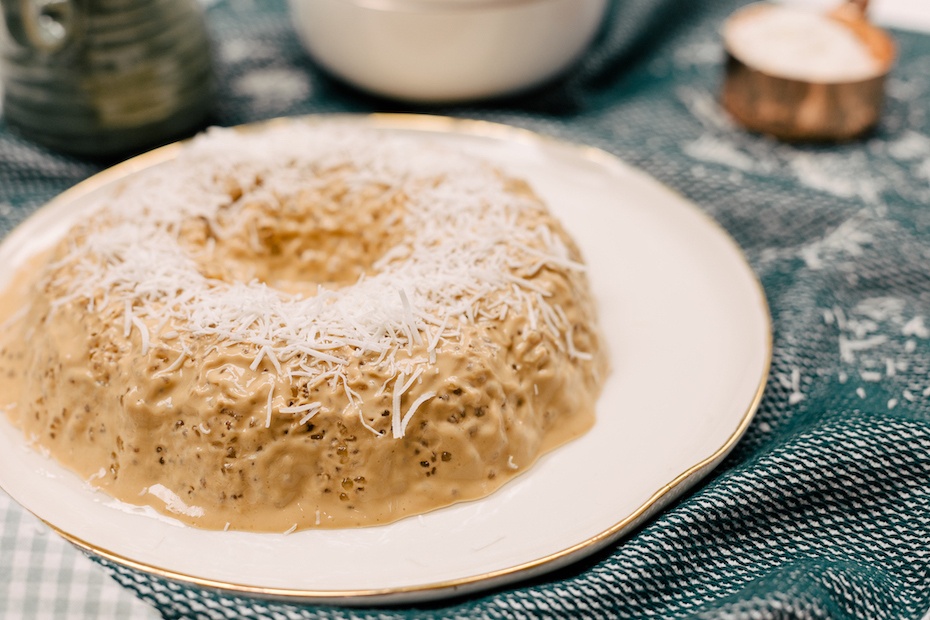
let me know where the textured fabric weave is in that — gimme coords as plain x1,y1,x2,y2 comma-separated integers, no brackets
2,0,930,618
0,493,160,619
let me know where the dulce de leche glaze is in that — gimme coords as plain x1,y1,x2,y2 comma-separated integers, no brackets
0,124,607,532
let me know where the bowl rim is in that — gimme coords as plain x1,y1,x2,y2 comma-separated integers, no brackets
291,0,578,13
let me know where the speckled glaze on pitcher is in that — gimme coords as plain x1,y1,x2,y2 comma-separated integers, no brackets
0,0,214,157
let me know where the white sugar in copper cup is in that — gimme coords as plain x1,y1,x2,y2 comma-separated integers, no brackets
720,1,895,141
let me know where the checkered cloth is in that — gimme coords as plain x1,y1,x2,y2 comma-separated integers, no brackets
0,494,160,619
3,0,930,618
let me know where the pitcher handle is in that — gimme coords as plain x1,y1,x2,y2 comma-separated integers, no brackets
1,0,76,53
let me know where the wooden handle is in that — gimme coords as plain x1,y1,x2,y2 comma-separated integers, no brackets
849,0,869,14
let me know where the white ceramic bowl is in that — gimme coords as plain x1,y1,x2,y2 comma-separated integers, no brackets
288,0,608,103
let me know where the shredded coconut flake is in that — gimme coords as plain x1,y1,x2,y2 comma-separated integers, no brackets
44,123,586,400
130,316,150,355
161,350,187,374
123,300,132,339
265,386,274,428
902,315,930,339
399,391,436,438
280,402,322,415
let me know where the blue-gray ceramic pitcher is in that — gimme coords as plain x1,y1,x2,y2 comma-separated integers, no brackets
0,0,214,157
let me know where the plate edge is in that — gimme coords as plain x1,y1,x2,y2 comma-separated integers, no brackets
0,111,773,605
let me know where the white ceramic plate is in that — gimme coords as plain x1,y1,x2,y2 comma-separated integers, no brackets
0,115,770,606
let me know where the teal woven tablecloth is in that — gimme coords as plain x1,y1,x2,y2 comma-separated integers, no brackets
3,1,930,618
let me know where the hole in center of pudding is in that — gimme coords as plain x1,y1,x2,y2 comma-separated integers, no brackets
180,173,409,295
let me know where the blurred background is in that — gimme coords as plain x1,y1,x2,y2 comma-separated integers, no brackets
3,1,930,619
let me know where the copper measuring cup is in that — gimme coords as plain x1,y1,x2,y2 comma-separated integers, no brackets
720,0,895,142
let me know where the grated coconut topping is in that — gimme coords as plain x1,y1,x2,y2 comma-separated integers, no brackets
45,122,589,437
